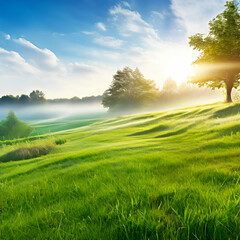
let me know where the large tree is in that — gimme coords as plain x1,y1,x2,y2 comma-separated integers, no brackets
102,67,159,111
189,1,240,102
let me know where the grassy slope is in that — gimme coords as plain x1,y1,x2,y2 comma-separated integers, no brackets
1,103,240,239
31,112,106,136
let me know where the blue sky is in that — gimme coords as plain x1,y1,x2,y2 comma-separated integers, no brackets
0,0,227,98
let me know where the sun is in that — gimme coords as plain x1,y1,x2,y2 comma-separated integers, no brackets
169,60,193,84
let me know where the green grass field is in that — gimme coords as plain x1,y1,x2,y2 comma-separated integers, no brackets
2,103,240,239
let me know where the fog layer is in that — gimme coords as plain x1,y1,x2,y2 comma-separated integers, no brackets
0,103,106,123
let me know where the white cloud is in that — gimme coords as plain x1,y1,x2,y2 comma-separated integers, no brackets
121,1,131,8
171,0,226,34
5,34,11,40
0,46,113,98
14,38,62,71
152,11,166,20
96,22,106,31
69,63,99,74
88,49,122,60
0,47,37,74
82,31,95,35
109,4,158,38
52,32,65,37
82,30,124,49
94,35,123,48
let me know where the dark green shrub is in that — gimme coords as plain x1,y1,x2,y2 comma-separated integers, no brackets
55,139,67,145
0,111,32,140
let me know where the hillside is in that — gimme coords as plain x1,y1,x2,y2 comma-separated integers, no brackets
1,102,240,239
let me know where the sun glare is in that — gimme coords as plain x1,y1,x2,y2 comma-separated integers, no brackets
169,60,193,84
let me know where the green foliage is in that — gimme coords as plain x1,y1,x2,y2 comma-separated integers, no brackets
29,90,46,104
189,1,240,102
0,95,19,104
0,111,32,140
102,67,159,112
55,138,67,145
18,94,30,104
0,90,102,105
0,90,46,105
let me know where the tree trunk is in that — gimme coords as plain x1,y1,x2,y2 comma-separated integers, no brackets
225,81,233,103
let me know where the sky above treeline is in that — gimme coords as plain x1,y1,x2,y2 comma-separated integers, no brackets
0,0,227,98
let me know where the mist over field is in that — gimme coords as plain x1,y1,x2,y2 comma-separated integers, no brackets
0,95,221,124
0,103,106,122
0,87,223,124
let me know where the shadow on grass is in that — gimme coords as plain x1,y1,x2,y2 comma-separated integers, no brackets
130,115,155,121
149,192,175,208
129,124,169,136
209,123,240,136
212,104,240,118
196,170,238,187
155,124,195,138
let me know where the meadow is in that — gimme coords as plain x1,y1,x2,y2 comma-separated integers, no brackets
1,102,240,239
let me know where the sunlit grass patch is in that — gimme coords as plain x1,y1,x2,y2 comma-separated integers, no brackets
2,102,240,239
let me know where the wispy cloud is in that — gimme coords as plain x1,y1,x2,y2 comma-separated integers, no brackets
170,0,226,34
82,31,95,35
96,22,106,31
94,35,123,48
152,11,166,20
52,32,65,37
82,30,124,49
109,3,158,38
4,34,11,40
121,1,131,8
69,62,99,74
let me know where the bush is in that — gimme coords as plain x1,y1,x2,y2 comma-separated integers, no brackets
55,139,67,145
0,111,32,140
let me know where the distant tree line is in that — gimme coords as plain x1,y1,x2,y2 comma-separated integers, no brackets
0,90,46,105
0,90,102,105
47,95,102,104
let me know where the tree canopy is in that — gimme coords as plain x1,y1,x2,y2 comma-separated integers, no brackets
0,111,32,140
102,67,159,112
29,90,46,104
0,90,46,105
189,1,240,102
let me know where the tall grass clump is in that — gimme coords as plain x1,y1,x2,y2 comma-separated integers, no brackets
0,140,56,162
